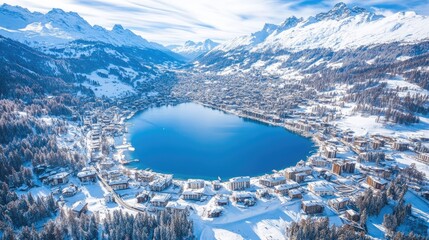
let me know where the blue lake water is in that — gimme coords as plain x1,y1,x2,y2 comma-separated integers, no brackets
127,103,315,180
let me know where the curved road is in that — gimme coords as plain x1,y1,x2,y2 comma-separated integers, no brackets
96,171,145,213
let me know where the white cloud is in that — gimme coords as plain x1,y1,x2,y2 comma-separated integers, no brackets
0,0,427,45
0,0,324,45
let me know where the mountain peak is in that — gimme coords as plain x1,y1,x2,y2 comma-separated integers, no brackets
48,8,66,14
168,39,219,60
203,39,219,48
204,39,215,44
332,2,347,11
0,3,35,16
314,2,375,21
249,23,279,45
185,40,196,46
112,24,124,31
277,16,302,32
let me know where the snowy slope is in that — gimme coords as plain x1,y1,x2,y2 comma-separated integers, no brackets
167,39,219,60
206,3,429,55
196,2,429,76
258,10,429,52
0,4,166,50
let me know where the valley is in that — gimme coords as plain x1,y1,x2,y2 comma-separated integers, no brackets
0,2,429,240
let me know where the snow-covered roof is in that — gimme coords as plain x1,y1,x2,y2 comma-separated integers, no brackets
72,200,87,213
302,200,323,207
274,181,300,190
232,191,253,198
151,193,171,202
50,171,70,179
259,174,285,182
229,176,250,183
166,201,188,210
77,169,97,178
308,181,335,192
108,177,129,186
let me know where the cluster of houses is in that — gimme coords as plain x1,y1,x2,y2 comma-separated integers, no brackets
35,165,71,186
32,88,429,230
135,170,173,192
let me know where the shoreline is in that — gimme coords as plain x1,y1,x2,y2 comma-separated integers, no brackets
120,100,319,181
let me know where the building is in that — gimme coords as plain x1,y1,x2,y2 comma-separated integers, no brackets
308,156,327,167
284,166,312,183
259,174,286,187
231,191,255,206
256,189,270,198
181,190,203,201
301,201,324,214
207,207,223,218
62,185,78,197
342,161,355,173
417,153,429,164
166,202,189,212
274,181,300,195
371,139,384,149
353,139,368,148
149,174,173,191
366,176,387,190
215,195,229,206
135,170,156,182
150,193,171,207
345,209,360,222
332,160,356,175
212,180,221,190
332,162,342,175
186,179,205,189
323,145,337,158
289,189,302,199
308,181,335,196
225,176,250,191
77,167,97,182
328,197,349,212
393,140,409,151
136,191,150,203
358,151,385,163
108,178,129,190
102,170,122,180
97,160,114,170
72,201,88,216
48,172,70,186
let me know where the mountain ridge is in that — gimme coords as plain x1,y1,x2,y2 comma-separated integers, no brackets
0,3,168,51
167,39,219,61
196,2,429,74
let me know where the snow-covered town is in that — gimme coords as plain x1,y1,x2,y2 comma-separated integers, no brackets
1,1,429,240
20,81,429,239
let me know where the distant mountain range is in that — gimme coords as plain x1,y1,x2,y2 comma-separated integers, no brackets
0,4,166,50
0,4,188,98
196,2,429,75
167,39,219,61
0,2,428,98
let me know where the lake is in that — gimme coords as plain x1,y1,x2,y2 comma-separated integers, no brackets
126,103,315,180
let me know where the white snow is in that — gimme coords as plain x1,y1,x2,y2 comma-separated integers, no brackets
0,5,166,50
213,8,429,55
168,39,219,60
82,70,135,98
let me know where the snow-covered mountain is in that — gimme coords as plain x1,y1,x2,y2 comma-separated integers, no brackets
0,4,186,98
197,2,429,74
167,39,219,60
0,4,167,51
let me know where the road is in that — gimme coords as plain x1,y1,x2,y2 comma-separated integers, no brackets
96,171,145,213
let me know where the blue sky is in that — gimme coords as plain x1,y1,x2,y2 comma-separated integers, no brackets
1,0,428,45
